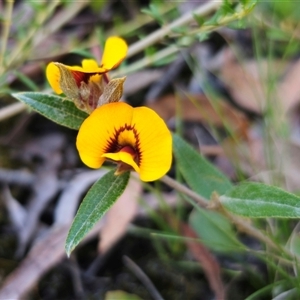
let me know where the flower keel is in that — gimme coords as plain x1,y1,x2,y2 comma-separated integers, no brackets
76,102,172,182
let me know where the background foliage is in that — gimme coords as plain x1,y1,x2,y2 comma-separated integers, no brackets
1,1,300,299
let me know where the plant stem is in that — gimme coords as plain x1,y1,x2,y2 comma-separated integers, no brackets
1,1,249,121
0,2,90,122
0,102,27,122
113,44,179,77
181,3,254,38
33,1,90,48
161,175,288,256
0,0,14,74
127,1,221,58
161,175,208,208
5,1,90,71
4,1,59,71
212,193,281,252
115,1,222,76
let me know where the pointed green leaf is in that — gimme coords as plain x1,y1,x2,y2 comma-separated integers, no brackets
65,170,130,256
173,133,232,199
12,92,88,129
289,223,300,258
189,207,245,252
220,182,300,218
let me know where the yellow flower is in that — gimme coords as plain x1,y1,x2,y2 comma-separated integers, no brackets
76,102,172,182
46,36,128,113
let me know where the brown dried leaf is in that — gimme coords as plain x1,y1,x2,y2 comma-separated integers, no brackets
218,48,300,114
181,223,225,300
221,59,268,113
277,59,300,113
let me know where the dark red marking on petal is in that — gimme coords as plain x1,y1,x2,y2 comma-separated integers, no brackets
71,71,89,87
120,146,136,156
104,124,142,166
71,71,101,87
102,72,110,84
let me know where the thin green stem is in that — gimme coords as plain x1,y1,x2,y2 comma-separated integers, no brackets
0,0,14,74
126,1,221,59
32,1,90,48
113,44,179,77
0,2,91,122
1,2,251,122
161,175,293,259
4,1,59,71
178,3,252,38
216,198,280,253
160,175,208,208
5,1,90,72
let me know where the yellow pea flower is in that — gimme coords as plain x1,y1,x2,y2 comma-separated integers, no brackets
76,102,172,182
46,36,128,113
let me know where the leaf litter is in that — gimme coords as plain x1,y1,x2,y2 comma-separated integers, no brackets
3,1,300,299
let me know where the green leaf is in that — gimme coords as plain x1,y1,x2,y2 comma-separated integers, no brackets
105,290,142,300
189,207,245,253
289,223,300,258
141,4,164,25
220,182,300,218
172,133,232,199
89,0,107,12
12,92,88,130
193,13,205,27
65,170,130,256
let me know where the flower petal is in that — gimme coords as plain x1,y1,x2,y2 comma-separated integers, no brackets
132,106,172,182
66,59,107,73
81,59,100,71
101,36,128,70
76,102,172,182
60,59,105,74
67,65,106,74
46,62,62,94
102,151,140,173
76,102,133,169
